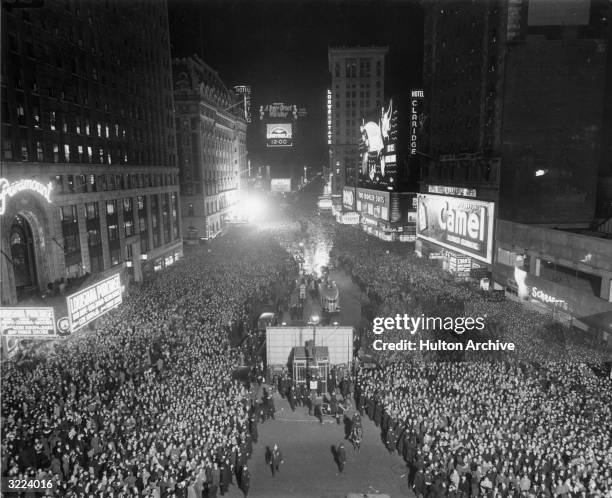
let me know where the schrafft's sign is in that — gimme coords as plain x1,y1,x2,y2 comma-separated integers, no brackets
0,307,56,338
67,274,122,331
0,178,53,215
417,194,495,263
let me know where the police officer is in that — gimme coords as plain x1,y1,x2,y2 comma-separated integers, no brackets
240,465,250,497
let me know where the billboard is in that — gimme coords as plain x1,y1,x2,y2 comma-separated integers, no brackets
342,186,355,210
357,188,390,221
67,273,122,331
271,178,292,193
416,194,495,263
266,123,293,147
260,103,298,121
266,326,353,366
0,307,55,338
359,99,399,189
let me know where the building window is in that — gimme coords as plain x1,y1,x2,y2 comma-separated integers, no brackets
2,139,12,160
110,248,121,266
86,202,98,220
64,144,70,162
49,111,56,130
106,200,116,215
36,141,43,161
53,144,60,163
20,140,28,161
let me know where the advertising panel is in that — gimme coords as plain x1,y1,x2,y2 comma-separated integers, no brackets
266,123,293,147
342,186,355,210
357,188,390,221
410,89,424,156
67,274,122,331
271,178,292,193
0,307,55,338
417,194,495,263
358,99,398,190
260,103,298,120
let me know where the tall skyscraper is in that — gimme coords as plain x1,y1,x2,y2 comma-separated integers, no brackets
1,0,181,304
328,46,388,192
421,0,609,226
417,0,612,332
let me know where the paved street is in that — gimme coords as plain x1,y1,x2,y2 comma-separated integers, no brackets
235,394,414,498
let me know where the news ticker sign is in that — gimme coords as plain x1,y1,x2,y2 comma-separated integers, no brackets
417,194,495,263
67,274,122,331
0,307,56,338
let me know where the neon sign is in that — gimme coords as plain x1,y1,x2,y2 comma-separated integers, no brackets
0,178,53,215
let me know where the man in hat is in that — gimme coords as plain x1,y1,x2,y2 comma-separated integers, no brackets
239,465,250,497
336,443,347,473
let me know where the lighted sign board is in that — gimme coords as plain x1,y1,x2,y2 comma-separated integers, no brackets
271,178,292,193
359,99,398,189
342,187,356,210
260,103,298,120
0,178,53,215
410,89,424,155
428,185,477,198
67,274,122,331
357,188,390,221
327,89,332,145
233,85,252,123
266,123,293,147
416,194,495,263
0,307,56,338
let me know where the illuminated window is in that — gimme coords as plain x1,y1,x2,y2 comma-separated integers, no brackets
36,141,43,161
53,144,59,163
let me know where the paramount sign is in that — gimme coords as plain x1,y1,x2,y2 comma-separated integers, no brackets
0,178,53,215
417,194,494,263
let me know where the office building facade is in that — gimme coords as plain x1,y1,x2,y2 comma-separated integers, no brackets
173,56,247,241
328,46,388,192
1,0,181,305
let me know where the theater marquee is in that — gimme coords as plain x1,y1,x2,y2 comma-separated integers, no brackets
416,194,495,263
67,273,123,331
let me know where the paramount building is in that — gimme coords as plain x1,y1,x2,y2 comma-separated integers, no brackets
1,0,182,305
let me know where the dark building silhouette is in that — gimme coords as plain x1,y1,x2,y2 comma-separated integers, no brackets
417,0,612,340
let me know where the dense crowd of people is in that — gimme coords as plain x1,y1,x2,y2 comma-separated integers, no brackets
1,229,293,497
330,225,612,496
2,181,611,498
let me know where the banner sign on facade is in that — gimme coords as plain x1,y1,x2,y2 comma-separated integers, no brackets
417,194,495,263
0,307,56,338
342,186,355,210
67,274,122,331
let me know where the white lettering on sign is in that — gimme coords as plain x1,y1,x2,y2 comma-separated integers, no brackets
358,190,387,205
531,287,569,310
410,90,423,155
438,201,486,242
0,178,53,215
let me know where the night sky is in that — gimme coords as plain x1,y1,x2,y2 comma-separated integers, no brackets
168,0,424,173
